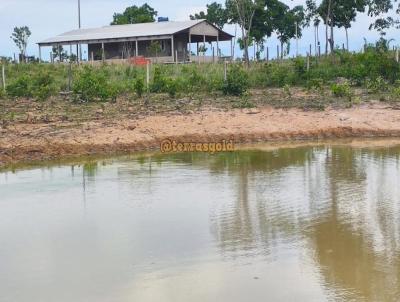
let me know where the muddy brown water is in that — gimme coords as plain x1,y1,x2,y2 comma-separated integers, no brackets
1,141,400,302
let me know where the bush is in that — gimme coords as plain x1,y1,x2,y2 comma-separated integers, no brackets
222,64,249,96
181,66,206,92
166,78,179,98
306,78,324,91
133,77,145,97
73,66,115,102
293,57,306,76
331,82,353,106
331,82,351,98
390,87,400,101
232,98,255,108
150,66,167,93
365,76,388,94
31,71,56,101
348,49,400,84
0,88,5,99
6,75,31,98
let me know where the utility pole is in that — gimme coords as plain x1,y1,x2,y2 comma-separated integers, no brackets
77,0,82,62
78,0,81,28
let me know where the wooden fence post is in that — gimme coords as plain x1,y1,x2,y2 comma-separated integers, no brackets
277,45,279,61
224,59,227,82
146,61,150,88
396,47,399,63
213,47,215,63
68,62,72,92
1,65,5,92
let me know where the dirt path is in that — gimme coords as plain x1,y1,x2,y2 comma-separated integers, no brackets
1,103,400,167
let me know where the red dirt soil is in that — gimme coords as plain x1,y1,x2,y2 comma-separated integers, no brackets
1,104,400,167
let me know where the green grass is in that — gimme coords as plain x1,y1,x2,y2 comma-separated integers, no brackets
1,47,400,106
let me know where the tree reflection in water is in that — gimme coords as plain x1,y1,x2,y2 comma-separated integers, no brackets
72,144,400,301
189,146,400,301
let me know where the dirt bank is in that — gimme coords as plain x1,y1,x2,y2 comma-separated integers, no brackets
1,103,400,167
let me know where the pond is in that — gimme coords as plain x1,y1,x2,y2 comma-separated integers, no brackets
1,141,400,302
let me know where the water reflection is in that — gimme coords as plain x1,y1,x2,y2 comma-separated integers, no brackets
1,141,400,301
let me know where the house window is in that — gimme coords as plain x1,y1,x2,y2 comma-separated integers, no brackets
161,41,166,51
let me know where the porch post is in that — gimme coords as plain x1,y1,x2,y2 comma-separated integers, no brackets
135,39,139,57
38,45,42,63
101,42,105,62
171,35,175,62
76,45,79,64
203,35,206,64
216,35,219,59
230,38,233,60
188,32,192,62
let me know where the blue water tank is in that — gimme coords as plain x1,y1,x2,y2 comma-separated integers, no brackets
158,17,169,22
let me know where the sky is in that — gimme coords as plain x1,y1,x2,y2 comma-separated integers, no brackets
0,0,399,60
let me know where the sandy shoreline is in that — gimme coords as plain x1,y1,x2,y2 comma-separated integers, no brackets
1,103,400,167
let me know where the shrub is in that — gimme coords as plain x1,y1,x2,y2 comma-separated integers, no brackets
349,49,400,83
133,77,145,97
166,78,179,98
331,82,353,106
283,84,292,99
6,75,31,98
293,57,306,76
331,82,351,98
222,64,249,96
72,66,114,102
391,87,400,101
232,98,255,108
365,76,388,94
150,66,167,93
181,66,205,92
124,66,138,78
306,78,324,91
31,71,56,101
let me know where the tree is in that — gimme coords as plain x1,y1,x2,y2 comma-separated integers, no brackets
111,4,157,25
335,0,366,51
52,45,68,62
10,26,31,62
226,0,259,67
311,0,392,54
305,0,321,55
318,0,366,53
198,44,208,55
274,4,305,59
147,41,162,63
190,2,228,29
317,0,334,54
249,0,277,56
367,0,395,35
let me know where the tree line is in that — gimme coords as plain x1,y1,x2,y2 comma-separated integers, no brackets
108,1,400,66
8,1,400,64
